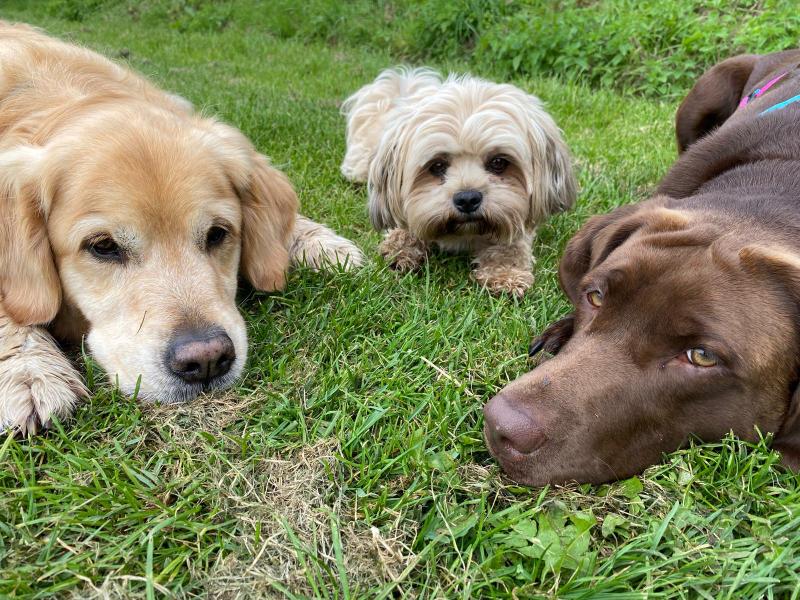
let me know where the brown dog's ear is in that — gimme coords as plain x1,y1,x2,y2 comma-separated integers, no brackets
559,204,689,304
675,54,759,153
739,245,800,469
773,385,800,470
206,122,298,291
529,314,575,357
558,203,642,304
0,146,61,325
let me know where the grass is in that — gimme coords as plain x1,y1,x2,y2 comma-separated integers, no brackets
2,2,800,598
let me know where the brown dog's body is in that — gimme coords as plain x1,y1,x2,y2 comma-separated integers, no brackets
485,50,800,486
0,23,362,433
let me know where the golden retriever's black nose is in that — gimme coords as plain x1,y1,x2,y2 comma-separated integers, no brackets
484,393,546,455
453,189,483,213
167,329,235,384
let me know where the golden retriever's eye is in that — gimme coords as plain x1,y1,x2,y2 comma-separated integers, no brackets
486,156,510,175
206,226,228,249
587,289,603,307
86,236,123,262
686,347,718,367
427,159,448,177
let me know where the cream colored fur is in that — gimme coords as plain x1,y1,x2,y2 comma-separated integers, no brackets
341,67,576,295
0,22,362,434
0,311,87,434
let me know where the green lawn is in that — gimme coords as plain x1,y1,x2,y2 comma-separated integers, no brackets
2,2,800,598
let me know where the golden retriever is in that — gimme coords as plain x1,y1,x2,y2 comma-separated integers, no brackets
0,22,364,434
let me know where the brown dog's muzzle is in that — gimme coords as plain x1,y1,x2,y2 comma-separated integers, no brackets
483,393,547,456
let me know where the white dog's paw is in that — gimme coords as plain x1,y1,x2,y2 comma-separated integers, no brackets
472,265,534,298
0,328,87,435
379,229,428,272
290,216,365,272
340,152,370,183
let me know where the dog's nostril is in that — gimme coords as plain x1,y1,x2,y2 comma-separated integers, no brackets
453,189,483,213
185,362,202,374
483,393,546,455
166,328,236,385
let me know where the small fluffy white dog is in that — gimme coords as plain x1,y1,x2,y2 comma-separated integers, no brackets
341,67,577,295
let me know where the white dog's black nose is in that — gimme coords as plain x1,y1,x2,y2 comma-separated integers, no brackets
166,328,235,384
453,189,483,214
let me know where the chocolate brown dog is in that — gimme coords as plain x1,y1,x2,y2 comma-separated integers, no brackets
484,50,800,486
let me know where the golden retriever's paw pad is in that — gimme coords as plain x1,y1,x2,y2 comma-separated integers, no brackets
472,266,534,297
290,216,366,272
0,332,87,435
379,229,427,272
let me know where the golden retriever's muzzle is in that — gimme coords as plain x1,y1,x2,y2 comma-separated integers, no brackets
165,326,236,388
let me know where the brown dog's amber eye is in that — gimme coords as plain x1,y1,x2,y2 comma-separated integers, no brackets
686,347,718,367
486,156,509,175
206,226,228,249
587,290,603,307
428,159,448,177
87,236,123,262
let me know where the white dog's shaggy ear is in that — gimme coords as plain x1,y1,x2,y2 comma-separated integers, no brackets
523,95,578,226
0,146,61,326
367,142,400,231
206,122,298,291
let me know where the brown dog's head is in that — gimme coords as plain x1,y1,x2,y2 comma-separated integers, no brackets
484,198,800,485
0,103,296,402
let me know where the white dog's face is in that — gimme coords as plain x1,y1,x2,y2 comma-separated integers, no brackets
369,77,576,245
2,109,296,403
403,151,529,244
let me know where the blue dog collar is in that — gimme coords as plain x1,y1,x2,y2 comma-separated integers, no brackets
760,93,800,116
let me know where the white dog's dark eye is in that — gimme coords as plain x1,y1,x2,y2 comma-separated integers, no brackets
87,236,123,262
486,156,510,175
206,226,228,249
428,160,448,177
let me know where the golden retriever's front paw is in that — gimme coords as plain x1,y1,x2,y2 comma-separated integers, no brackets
472,266,534,297
290,216,366,272
379,229,427,272
0,330,86,435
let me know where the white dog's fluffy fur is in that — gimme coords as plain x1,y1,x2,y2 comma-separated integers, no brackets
341,67,577,295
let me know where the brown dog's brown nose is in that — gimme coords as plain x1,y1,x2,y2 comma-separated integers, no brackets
166,328,235,384
484,393,546,455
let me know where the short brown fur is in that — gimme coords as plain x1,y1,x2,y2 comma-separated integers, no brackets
485,50,800,485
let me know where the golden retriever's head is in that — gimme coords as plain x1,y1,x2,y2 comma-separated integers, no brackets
0,104,296,402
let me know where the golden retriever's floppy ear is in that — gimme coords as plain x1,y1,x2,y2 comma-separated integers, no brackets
0,146,61,325
238,154,297,291
739,244,800,469
206,122,298,291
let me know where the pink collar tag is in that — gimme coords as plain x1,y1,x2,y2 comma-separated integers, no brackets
739,72,789,109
